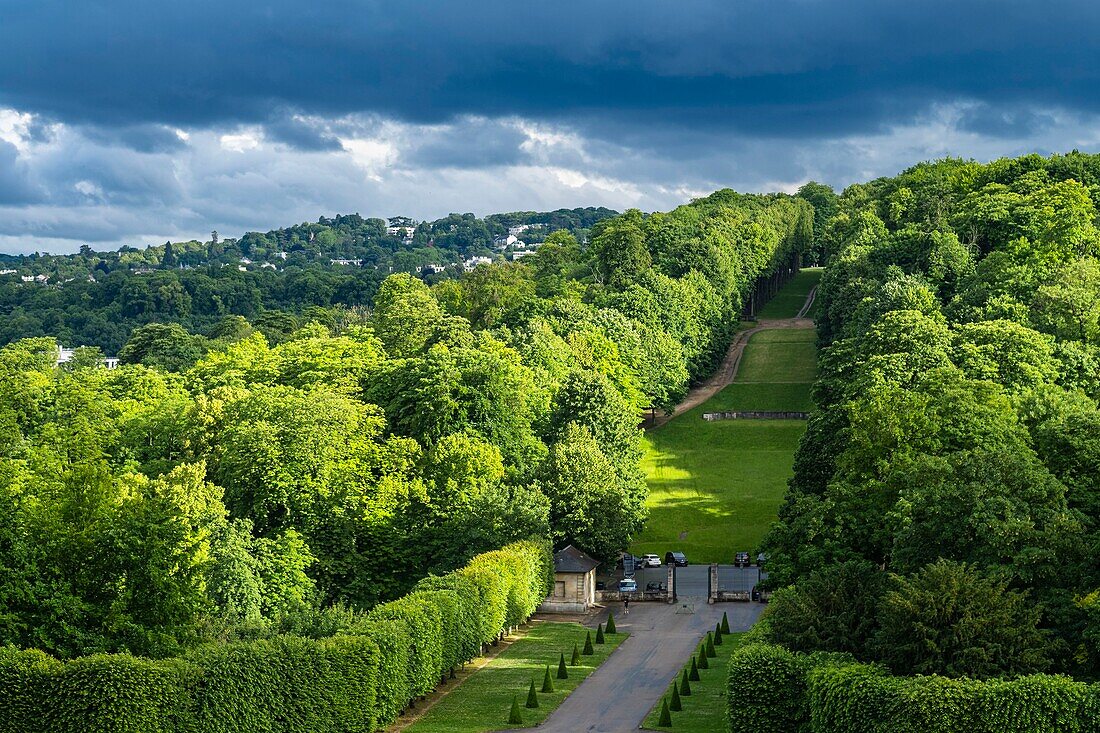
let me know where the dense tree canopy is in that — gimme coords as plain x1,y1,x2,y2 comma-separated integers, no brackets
763,151,1100,681
0,189,811,661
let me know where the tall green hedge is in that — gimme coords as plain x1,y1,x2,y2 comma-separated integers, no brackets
728,643,1100,733
0,540,552,733
0,647,61,733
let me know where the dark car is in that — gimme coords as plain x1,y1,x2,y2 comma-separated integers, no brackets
646,581,666,592
665,551,688,566
734,551,751,567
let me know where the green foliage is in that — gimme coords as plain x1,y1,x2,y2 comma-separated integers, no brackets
525,678,539,708
542,664,554,693
596,623,605,644
557,653,568,679
582,631,594,655
875,560,1050,678
726,644,809,732
721,612,730,635
696,648,708,670
0,542,550,733
729,642,1100,733
714,623,723,645
606,613,617,634
658,697,672,727
670,682,682,711
680,668,692,696
706,633,716,658
570,643,580,666
508,695,523,725
764,152,1100,679
690,655,701,679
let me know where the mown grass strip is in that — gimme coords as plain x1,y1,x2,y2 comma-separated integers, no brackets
402,622,626,732
641,633,744,732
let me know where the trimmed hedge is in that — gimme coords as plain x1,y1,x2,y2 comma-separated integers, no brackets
0,540,552,733
728,643,1100,733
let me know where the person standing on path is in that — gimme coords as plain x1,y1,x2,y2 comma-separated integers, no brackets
623,597,629,615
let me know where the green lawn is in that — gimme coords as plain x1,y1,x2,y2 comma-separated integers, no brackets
632,275,818,564
735,329,818,385
642,633,744,732
632,416,808,562
755,267,823,319
404,622,626,733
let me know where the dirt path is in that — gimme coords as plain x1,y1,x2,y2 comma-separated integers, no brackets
647,286,817,429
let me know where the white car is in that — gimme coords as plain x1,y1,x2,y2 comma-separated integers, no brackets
640,554,662,568
618,578,638,593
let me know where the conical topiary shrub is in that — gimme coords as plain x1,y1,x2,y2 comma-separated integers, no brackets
714,622,723,645
689,656,701,680
582,630,594,655
721,611,730,635
542,664,555,693
526,679,539,709
606,613,617,634
596,622,605,644
706,632,717,658
570,643,580,666
658,698,672,727
557,652,569,679
508,695,523,724
697,645,709,669
670,682,683,711
680,668,692,696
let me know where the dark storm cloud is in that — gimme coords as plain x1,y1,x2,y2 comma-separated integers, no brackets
2,0,1099,142
404,118,529,169
0,141,41,205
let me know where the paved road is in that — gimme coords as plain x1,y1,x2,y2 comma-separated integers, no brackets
503,601,765,733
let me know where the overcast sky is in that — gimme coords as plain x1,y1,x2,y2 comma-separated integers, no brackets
2,0,1099,253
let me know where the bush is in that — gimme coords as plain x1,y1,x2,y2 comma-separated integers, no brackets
188,634,379,733
368,593,444,697
0,541,553,733
50,654,196,733
729,643,1100,733
727,643,810,732
0,648,60,733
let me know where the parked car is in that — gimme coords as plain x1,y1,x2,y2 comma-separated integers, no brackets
640,553,662,568
665,551,688,566
619,578,638,593
734,551,751,567
645,581,666,592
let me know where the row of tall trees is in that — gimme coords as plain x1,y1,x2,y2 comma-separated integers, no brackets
761,151,1100,680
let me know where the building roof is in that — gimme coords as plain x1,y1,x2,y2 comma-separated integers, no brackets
553,545,599,574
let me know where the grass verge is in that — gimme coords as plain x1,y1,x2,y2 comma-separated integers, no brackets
641,632,744,732
755,267,822,319
401,621,627,733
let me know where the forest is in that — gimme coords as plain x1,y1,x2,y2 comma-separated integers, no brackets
0,207,615,354
0,189,811,662
760,151,1100,683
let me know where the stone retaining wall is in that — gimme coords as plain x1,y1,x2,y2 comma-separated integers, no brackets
702,411,809,420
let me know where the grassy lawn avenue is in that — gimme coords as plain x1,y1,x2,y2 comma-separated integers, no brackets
401,621,626,733
642,633,744,732
755,267,822,319
633,322,817,563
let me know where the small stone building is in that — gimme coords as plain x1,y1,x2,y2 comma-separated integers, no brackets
539,545,599,613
